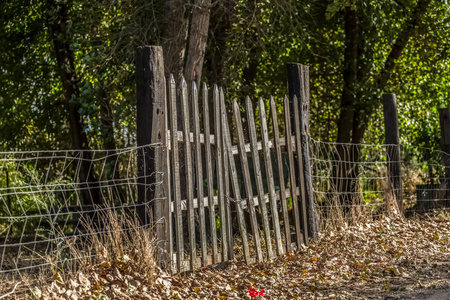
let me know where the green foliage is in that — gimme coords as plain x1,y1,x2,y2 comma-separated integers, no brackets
0,0,449,152
0,160,76,236
286,197,292,208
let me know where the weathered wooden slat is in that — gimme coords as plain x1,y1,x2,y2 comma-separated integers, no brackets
180,79,196,270
213,85,228,261
163,76,173,270
270,96,291,253
202,83,218,263
167,131,295,154
222,99,250,264
168,75,183,272
293,95,308,245
259,98,283,256
169,186,300,212
232,99,263,262
173,254,222,274
246,97,274,260
173,251,257,273
284,95,303,248
220,89,234,260
288,64,318,240
192,82,208,266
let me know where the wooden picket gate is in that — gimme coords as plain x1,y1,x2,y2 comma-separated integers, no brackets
135,46,316,273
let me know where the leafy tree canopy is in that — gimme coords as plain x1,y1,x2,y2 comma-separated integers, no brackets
0,0,449,152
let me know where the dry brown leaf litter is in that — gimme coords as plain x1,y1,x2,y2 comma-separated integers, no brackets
29,214,450,299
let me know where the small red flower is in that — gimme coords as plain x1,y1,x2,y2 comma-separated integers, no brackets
248,285,264,298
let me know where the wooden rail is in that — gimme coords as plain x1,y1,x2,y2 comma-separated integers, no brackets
135,46,316,273
167,131,296,154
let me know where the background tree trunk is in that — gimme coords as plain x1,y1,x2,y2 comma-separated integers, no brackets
49,0,100,205
162,0,190,79
99,85,116,152
184,0,211,86
205,0,232,89
334,4,359,212
98,84,119,175
333,0,432,214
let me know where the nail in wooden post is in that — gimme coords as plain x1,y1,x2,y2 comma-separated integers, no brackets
383,94,404,214
287,63,319,240
135,46,169,265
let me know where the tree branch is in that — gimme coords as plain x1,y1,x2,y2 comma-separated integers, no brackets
378,0,432,90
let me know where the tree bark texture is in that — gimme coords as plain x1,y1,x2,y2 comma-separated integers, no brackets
241,0,258,106
336,5,358,145
204,0,233,88
334,4,359,211
383,94,404,212
162,0,190,79
184,0,211,86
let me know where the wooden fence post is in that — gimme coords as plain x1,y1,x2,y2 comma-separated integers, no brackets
439,107,450,206
135,46,170,266
287,63,319,241
383,93,404,214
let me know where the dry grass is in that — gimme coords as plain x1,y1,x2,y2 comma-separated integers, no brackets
2,173,447,299
2,205,157,299
4,199,450,299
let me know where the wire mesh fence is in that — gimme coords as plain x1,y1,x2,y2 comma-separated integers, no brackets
0,144,162,292
310,140,391,226
401,144,450,212
2,136,450,295
310,139,450,227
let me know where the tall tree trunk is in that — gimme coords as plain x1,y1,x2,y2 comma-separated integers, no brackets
205,0,232,89
336,5,358,144
349,0,432,147
161,0,190,79
184,0,214,196
184,0,211,86
202,0,233,218
334,0,432,214
351,0,433,150
48,0,100,205
241,0,258,104
333,4,359,212
204,0,232,135
162,0,190,201
240,0,259,139
98,85,127,203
